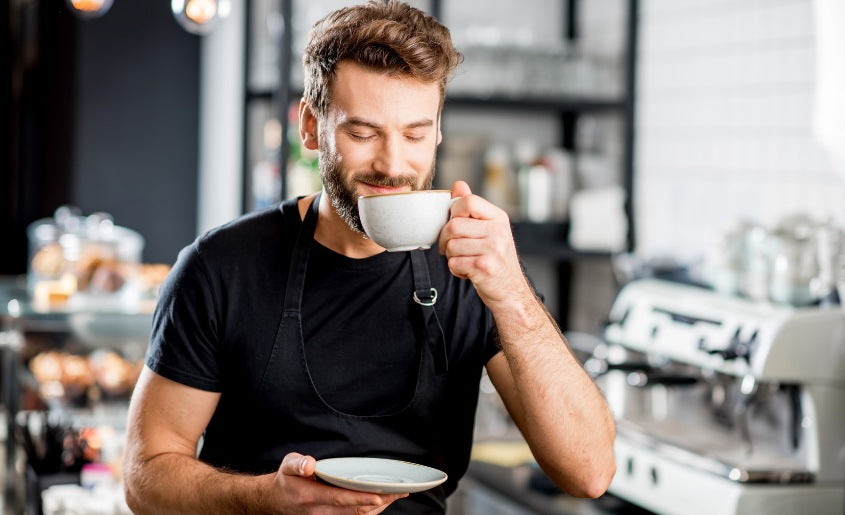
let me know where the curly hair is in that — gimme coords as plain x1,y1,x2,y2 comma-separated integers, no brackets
302,0,462,118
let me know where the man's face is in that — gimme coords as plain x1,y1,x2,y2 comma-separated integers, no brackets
317,61,442,234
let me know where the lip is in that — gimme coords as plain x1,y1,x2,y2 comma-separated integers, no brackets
358,183,411,196
359,189,451,199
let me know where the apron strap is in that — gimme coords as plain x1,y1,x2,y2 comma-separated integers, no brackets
282,194,447,375
409,250,449,376
283,193,321,313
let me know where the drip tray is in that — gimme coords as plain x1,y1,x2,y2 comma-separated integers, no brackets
616,418,814,484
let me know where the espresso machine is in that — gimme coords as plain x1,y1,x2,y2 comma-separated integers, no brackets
593,279,845,515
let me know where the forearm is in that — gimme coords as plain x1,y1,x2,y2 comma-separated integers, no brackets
490,289,616,496
125,452,272,514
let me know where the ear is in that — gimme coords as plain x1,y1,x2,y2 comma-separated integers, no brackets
299,99,319,151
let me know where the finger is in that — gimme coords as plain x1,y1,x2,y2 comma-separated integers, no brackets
447,255,477,279
450,180,472,198
450,194,503,221
442,216,491,242
439,211,494,255
321,486,393,507
443,237,488,259
443,218,517,258
281,452,316,477
368,493,410,514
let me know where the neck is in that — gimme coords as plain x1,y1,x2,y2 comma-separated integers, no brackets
298,191,385,258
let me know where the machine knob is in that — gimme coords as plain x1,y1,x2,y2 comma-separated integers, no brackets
706,328,756,362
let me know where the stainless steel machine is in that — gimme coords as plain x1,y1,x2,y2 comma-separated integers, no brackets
593,279,845,514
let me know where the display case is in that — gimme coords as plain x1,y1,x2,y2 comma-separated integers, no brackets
0,276,148,513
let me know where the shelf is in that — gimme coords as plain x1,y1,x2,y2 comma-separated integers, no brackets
246,88,276,101
511,221,613,261
246,88,626,114
516,244,613,261
0,276,153,352
445,94,626,112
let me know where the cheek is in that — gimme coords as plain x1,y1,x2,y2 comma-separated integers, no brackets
333,141,370,170
410,147,437,172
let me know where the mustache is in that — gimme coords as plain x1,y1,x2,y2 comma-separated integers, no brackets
351,172,420,189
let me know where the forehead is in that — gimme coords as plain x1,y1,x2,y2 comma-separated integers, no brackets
328,61,441,124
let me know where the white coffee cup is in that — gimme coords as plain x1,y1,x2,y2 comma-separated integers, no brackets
358,190,454,252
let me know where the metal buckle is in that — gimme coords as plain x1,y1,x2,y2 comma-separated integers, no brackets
412,288,438,307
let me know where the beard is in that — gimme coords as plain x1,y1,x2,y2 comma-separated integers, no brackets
320,149,436,235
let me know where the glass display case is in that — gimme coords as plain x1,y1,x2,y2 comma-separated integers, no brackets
0,276,150,513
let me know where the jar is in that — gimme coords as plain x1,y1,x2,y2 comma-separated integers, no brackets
768,227,819,306
27,207,144,310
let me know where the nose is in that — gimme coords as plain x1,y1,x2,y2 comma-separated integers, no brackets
372,135,404,177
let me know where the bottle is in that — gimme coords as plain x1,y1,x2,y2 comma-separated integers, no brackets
482,144,514,214
514,140,551,222
543,148,574,221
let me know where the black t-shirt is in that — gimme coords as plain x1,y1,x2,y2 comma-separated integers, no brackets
145,200,506,511
303,241,422,415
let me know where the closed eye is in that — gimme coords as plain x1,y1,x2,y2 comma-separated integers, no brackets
348,132,375,141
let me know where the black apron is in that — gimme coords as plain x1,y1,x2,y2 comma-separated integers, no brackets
255,194,450,513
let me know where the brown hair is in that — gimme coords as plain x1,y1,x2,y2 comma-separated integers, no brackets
302,0,462,118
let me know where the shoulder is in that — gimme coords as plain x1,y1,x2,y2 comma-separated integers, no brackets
189,201,299,267
198,204,287,251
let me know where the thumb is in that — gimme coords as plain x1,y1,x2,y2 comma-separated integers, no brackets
281,452,317,477
451,180,472,199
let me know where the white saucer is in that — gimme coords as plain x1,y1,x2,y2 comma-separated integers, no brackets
315,457,448,494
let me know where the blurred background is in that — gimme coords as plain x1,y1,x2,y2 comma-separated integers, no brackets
2,0,845,514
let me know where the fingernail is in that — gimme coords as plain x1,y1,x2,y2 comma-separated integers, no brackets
300,457,308,474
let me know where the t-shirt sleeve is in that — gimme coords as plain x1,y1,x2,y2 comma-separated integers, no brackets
145,242,222,392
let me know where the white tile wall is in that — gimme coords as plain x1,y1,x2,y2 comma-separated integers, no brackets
580,0,627,58
443,0,564,48
636,0,845,261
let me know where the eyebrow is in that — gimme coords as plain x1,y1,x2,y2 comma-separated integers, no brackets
340,117,435,131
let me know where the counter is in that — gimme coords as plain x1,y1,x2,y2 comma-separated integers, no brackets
453,460,653,515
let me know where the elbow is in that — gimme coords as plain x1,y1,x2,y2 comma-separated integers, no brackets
580,436,617,498
572,459,616,499
124,474,158,515
123,477,143,514
123,469,142,514
124,487,142,514
541,449,617,499
123,455,151,514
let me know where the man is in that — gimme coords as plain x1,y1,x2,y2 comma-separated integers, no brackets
123,1,615,513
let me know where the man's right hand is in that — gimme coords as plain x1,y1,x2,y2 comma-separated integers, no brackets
124,369,409,514
268,452,409,514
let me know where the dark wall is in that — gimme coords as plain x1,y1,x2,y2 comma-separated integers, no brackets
3,1,77,274
2,0,200,274
71,1,200,264
1,0,20,273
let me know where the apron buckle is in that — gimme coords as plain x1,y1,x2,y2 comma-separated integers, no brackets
413,288,438,307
